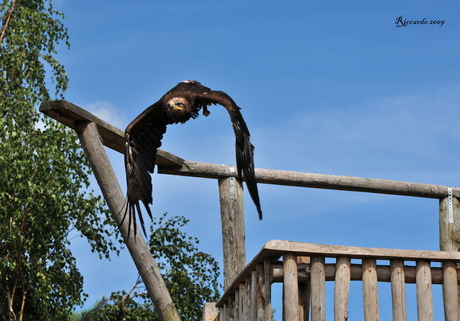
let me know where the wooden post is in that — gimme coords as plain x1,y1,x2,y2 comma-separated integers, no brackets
439,194,460,251
283,253,300,321
334,256,351,321
74,121,181,321
219,175,246,290
390,259,407,321
264,259,273,321
362,258,379,321
311,256,326,321
416,260,433,321
442,261,459,321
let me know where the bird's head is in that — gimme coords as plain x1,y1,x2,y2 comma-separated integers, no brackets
166,97,198,122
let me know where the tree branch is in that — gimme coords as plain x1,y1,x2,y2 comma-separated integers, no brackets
0,0,17,45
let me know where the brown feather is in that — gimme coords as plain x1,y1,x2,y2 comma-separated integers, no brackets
123,81,262,237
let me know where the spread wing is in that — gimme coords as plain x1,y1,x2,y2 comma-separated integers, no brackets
195,90,263,219
123,100,168,236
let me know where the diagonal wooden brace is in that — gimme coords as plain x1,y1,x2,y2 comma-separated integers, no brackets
74,121,181,321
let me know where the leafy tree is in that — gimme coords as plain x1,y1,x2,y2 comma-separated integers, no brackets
97,213,221,321
0,0,120,320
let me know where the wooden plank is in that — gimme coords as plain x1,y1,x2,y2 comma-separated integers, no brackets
74,122,180,321
39,100,184,166
239,284,245,321
416,260,434,321
311,256,326,321
219,176,246,291
250,271,257,321
442,261,459,321
334,257,351,321
264,240,460,262
227,295,236,321
255,264,266,321
203,302,219,321
243,277,251,321
390,259,407,321
234,290,240,321
362,258,379,321
283,253,300,321
263,259,273,321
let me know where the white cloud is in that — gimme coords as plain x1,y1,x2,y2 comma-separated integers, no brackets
83,100,125,130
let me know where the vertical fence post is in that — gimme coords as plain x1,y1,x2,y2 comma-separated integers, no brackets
439,192,460,252
283,253,300,321
219,173,246,290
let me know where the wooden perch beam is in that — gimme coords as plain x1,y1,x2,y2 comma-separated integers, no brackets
39,100,460,199
39,100,184,166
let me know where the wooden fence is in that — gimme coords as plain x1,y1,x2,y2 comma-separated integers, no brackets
214,240,460,321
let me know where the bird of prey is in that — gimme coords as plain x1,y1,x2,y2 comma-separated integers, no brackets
123,80,262,236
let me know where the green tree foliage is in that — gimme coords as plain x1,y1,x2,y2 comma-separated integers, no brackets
96,213,221,321
0,1,120,320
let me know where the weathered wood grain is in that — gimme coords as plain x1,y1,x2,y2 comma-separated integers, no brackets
219,176,246,291
442,261,459,321
311,256,326,321
416,260,433,321
362,258,379,321
283,253,300,321
334,256,351,321
74,121,180,321
390,259,407,321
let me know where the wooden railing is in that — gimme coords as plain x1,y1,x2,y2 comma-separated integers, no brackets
213,240,460,321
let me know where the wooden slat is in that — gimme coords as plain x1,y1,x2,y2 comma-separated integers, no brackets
311,256,326,321
416,260,434,321
390,259,407,321
283,253,300,320
255,264,266,321
250,271,257,321
442,261,459,321
239,284,245,321
263,259,273,321
203,302,219,321
362,258,379,321
234,290,240,321
39,100,184,166
243,277,251,321
334,257,351,321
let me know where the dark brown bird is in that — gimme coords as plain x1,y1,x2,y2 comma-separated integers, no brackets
123,81,262,236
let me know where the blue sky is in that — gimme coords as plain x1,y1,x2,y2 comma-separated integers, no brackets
51,0,459,319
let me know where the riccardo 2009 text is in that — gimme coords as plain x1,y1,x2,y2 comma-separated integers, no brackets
395,16,445,27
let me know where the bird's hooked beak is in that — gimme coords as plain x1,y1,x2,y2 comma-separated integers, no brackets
167,103,183,111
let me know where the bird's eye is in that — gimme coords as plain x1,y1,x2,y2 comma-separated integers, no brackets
176,102,184,107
